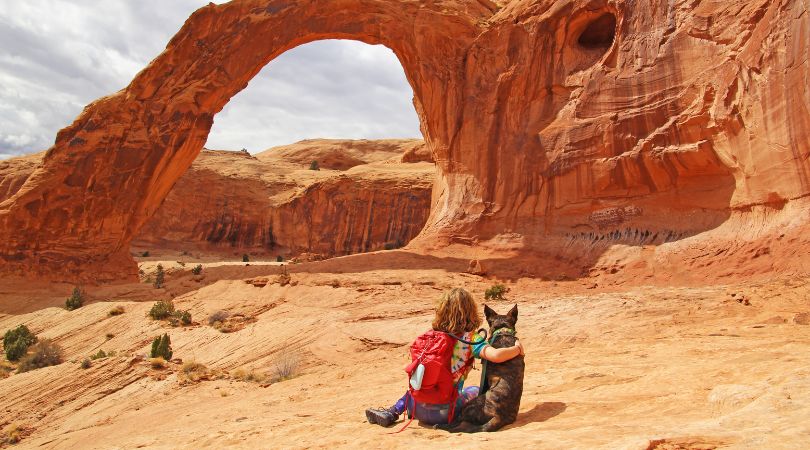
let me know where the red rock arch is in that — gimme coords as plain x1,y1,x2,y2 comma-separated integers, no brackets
1,0,807,282
0,0,491,280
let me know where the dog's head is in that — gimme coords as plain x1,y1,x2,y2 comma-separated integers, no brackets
483,304,518,332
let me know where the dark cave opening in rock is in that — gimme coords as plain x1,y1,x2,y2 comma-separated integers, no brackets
577,13,617,49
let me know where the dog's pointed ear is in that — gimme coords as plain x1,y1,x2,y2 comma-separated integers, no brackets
483,304,497,324
507,304,518,324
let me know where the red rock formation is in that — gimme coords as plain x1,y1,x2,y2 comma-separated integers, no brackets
0,0,808,282
131,139,433,257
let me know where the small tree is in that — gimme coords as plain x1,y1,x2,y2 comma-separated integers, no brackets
3,325,37,361
276,255,283,263
150,334,173,360
242,254,250,263
484,284,508,301
191,264,203,275
154,264,165,288
65,287,85,311
309,160,320,171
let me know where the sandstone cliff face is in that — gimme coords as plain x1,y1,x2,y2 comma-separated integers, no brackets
131,139,433,258
0,140,433,260
0,0,807,281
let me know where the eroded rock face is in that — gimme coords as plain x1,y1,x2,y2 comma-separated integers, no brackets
132,139,433,257
0,0,808,281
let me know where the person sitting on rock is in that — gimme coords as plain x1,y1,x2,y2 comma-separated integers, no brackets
364,287,524,427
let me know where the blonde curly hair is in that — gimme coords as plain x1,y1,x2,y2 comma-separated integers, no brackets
432,288,481,335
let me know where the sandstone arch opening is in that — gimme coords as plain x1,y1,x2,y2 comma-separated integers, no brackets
132,40,433,263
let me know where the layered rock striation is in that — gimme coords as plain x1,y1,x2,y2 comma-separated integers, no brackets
0,0,808,281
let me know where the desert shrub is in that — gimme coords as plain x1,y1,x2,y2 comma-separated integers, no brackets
17,339,63,373
105,333,115,340
65,286,85,311
148,299,175,320
181,361,210,382
90,349,116,360
276,255,283,263
81,358,91,369
3,325,37,361
150,357,167,369
141,251,150,257
1,424,22,445
208,310,230,326
0,360,14,378
232,368,266,383
154,264,165,288
242,254,250,263
178,310,192,326
484,284,508,301
150,333,173,360
309,160,320,171
108,306,125,316
191,264,203,275
270,351,301,383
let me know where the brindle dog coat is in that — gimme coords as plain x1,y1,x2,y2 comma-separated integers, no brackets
437,304,525,433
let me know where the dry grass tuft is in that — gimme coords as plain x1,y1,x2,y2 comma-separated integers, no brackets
0,360,15,378
269,351,301,383
1,424,23,445
150,357,167,369
180,361,211,383
231,368,267,384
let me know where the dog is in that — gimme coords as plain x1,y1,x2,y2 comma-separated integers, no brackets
437,304,525,433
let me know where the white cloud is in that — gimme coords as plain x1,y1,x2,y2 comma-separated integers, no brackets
0,0,421,158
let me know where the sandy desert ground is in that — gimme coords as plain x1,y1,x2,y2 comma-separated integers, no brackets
1,249,809,449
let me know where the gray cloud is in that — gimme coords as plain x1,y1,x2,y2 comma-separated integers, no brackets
0,0,421,159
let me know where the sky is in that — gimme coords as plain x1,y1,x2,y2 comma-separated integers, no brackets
0,0,421,160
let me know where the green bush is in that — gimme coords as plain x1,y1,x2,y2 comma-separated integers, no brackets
242,254,250,263
81,358,91,369
276,255,283,263
191,264,203,275
90,349,115,360
150,334,173,360
65,287,84,311
141,251,150,257
17,339,63,373
148,299,175,320
484,284,508,301
3,325,37,361
178,310,192,326
154,264,165,288
309,160,320,171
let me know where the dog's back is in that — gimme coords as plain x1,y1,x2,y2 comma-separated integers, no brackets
437,304,525,433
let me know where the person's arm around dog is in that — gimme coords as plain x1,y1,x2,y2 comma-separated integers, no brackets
478,338,525,363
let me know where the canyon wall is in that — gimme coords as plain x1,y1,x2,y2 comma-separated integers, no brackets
0,0,807,281
0,140,433,260
133,139,433,257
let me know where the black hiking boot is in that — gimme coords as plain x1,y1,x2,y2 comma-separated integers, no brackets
365,407,399,427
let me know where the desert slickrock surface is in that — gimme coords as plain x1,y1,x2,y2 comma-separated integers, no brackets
1,0,810,449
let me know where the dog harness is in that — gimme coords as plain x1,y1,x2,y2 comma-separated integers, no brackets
479,327,517,395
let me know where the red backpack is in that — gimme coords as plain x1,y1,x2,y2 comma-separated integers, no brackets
397,330,468,432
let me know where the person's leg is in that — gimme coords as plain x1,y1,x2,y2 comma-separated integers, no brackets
457,386,480,409
365,392,409,427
